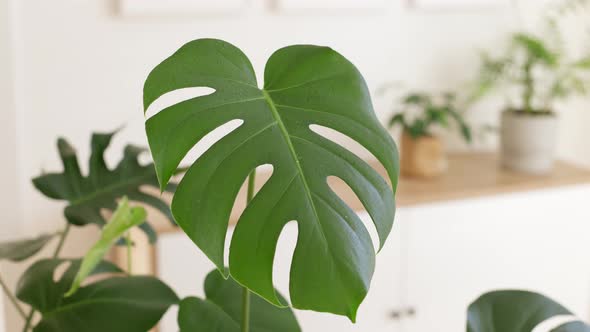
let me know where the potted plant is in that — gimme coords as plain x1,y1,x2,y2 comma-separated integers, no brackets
474,31,590,174
387,92,472,178
0,39,399,331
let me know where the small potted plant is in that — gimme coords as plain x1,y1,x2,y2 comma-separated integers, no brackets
474,31,590,174
387,92,472,178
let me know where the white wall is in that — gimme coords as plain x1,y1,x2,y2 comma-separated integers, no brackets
0,0,20,329
13,0,519,233
1,0,589,330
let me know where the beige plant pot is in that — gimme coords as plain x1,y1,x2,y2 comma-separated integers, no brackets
500,111,558,174
400,131,448,178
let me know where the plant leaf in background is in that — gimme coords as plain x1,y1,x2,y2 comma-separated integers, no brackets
0,233,57,262
467,290,590,332
32,130,177,243
16,258,177,332
512,33,558,66
16,259,122,313
178,269,300,332
143,39,398,320
573,56,590,69
65,197,147,296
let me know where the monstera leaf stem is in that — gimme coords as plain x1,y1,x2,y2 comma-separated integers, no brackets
0,274,27,319
242,170,257,332
22,224,72,332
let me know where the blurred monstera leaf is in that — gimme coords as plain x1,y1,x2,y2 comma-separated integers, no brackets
32,130,177,243
178,269,300,332
143,39,398,320
16,258,178,332
467,290,590,332
0,233,57,262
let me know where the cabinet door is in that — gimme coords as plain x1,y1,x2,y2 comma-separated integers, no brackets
402,185,590,332
157,211,405,332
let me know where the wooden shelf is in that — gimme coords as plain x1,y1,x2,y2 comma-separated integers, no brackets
395,153,590,206
148,153,590,234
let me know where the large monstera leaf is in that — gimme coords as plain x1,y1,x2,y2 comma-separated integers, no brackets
32,131,176,242
143,39,398,319
467,290,590,332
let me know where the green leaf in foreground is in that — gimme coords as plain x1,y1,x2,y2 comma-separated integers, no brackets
65,197,147,296
17,258,177,332
0,233,57,262
178,269,300,332
467,290,590,332
32,130,177,243
144,38,398,320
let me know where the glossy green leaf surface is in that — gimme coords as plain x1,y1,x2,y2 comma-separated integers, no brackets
0,233,56,262
143,39,398,319
17,258,177,332
32,131,176,243
467,290,590,332
65,197,147,296
178,269,300,332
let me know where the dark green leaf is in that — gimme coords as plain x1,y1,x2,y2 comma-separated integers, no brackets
466,290,585,332
178,269,300,332
34,277,177,332
17,259,178,332
16,259,122,313
143,39,398,320
32,131,176,243
0,233,57,262
179,297,239,332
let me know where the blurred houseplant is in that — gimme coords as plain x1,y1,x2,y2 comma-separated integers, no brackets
386,91,471,178
0,132,181,332
474,28,590,174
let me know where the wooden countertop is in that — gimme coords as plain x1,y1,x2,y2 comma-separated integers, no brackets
149,153,590,233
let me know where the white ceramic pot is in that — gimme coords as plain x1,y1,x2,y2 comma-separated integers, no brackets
500,111,558,174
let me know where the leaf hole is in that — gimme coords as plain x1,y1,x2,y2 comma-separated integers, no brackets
144,87,216,119
226,164,275,268
272,221,299,304
327,176,380,253
53,261,72,283
308,124,388,180
178,119,244,169
532,315,580,332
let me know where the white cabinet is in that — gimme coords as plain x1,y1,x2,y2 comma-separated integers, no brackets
155,185,590,332
402,185,590,332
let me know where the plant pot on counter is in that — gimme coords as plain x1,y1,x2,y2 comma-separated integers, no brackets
400,131,448,178
500,110,558,174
